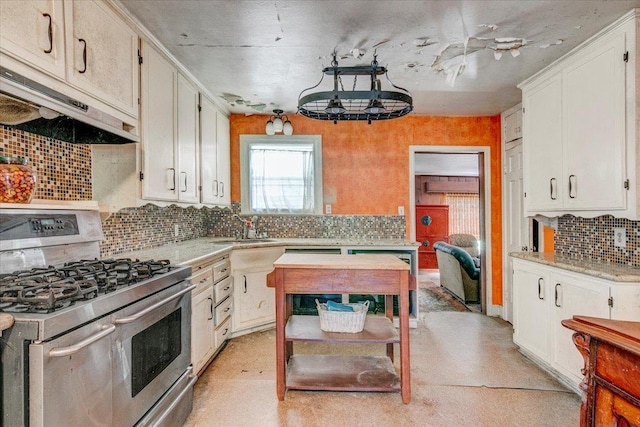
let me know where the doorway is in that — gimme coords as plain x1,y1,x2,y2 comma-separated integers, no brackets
409,146,492,315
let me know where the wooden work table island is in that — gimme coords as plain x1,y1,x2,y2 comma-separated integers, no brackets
267,253,413,403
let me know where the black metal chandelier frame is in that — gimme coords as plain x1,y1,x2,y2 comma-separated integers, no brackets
297,54,413,123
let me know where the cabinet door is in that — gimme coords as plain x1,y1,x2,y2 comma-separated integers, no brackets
563,30,626,211
191,286,215,374
523,74,564,213
199,95,219,204
216,111,231,206
512,261,551,361
233,269,275,332
141,42,177,201
177,74,199,203
0,0,65,79
64,0,138,118
504,108,522,143
551,273,610,385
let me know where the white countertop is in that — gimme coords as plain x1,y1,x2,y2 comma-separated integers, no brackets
510,252,640,283
117,237,419,266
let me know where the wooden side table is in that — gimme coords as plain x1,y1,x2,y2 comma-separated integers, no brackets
562,316,640,426
267,253,413,403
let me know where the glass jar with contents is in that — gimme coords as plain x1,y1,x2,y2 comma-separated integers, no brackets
0,156,37,203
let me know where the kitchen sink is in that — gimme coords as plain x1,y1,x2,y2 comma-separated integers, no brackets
213,239,277,244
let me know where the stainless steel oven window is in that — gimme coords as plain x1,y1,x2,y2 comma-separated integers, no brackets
131,308,182,397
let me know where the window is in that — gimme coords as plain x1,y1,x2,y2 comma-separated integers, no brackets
240,135,322,214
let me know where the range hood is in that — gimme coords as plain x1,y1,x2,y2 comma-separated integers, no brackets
0,67,139,144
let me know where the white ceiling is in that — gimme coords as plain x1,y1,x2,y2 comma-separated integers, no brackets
117,0,640,117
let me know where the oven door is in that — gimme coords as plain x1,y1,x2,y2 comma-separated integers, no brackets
29,319,116,427
111,281,195,427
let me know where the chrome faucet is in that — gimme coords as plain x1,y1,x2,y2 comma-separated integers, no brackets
233,214,259,239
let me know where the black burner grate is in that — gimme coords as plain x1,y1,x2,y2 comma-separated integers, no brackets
0,259,174,313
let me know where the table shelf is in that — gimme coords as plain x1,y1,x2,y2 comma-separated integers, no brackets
285,315,399,343
286,354,400,392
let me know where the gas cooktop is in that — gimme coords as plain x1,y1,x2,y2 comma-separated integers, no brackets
0,258,175,314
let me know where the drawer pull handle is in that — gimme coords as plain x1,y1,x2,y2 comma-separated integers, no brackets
537,278,544,300
222,327,229,336
43,13,53,54
568,175,576,199
78,38,87,74
223,286,230,291
550,178,557,200
224,307,230,313
554,284,561,307
208,297,213,320
243,275,247,293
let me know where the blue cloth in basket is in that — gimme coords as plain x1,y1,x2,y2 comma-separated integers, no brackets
326,300,354,312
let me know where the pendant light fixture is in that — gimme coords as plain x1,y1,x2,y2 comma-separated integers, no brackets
297,53,413,124
265,109,293,135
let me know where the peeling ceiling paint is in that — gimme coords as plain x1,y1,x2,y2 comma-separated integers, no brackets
119,0,640,116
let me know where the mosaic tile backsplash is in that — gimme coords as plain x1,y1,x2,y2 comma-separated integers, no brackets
1,125,93,200
209,203,406,241
555,215,640,267
103,202,407,257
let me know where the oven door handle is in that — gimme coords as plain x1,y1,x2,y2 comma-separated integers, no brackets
114,284,197,325
49,324,116,357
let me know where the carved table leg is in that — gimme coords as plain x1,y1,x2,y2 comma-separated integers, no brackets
572,332,591,427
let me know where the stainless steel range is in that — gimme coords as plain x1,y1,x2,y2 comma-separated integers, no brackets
0,205,196,427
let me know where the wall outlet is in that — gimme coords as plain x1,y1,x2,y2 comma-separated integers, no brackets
398,206,405,215
174,224,180,237
613,227,626,248
325,204,332,214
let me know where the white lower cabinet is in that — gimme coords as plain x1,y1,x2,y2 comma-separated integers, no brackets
550,271,610,385
512,263,551,362
188,253,231,375
512,257,640,390
231,246,284,336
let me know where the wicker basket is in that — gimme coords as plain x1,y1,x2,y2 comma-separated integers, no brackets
315,299,369,333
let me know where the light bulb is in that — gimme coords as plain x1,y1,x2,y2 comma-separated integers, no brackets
283,120,293,135
265,120,275,135
273,117,283,132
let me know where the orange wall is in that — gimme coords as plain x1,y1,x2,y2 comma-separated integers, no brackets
230,114,503,305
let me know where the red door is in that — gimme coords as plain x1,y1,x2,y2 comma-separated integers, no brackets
416,205,449,269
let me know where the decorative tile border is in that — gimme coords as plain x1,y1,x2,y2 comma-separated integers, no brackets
555,215,640,267
1,125,92,200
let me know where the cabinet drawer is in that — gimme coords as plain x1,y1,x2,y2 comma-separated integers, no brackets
213,257,231,283
215,316,232,349
596,342,640,398
214,276,233,304
594,385,640,426
190,267,214,295
215,296,233,326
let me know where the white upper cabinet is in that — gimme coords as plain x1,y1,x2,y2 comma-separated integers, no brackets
64,0,139,118
562,29,626,211
0,0,139,121
0,0,65,79
141,41,177,201
520,11,638,218
503,107,522,143
200,95,230,206
177,73,200,203
140,40,201,204
523,74,564,212
216,110,231,206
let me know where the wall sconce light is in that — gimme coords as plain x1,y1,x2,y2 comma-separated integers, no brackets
265,109,293,135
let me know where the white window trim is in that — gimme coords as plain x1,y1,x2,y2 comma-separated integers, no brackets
240,135,323,215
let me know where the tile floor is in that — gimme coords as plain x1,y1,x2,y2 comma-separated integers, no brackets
184,302,581,426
